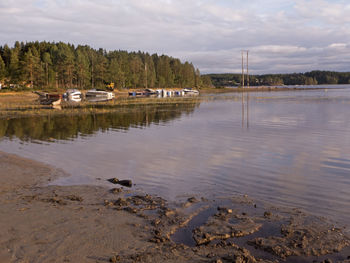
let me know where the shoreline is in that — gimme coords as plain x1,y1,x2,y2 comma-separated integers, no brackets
0,151,349,262
0,85,338,119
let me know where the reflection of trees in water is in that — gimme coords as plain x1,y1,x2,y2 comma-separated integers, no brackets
0,103,199,141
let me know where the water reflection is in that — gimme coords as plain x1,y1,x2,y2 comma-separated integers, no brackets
241,92,250,129
0,102,199,142
1,87,350,225
85,97,111,103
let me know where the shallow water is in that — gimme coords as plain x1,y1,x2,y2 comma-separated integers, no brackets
1,86,350,225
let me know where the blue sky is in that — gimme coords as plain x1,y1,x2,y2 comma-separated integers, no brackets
1,0,350,74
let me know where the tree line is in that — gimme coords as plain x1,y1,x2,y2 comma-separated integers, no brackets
0,41,211,90
207,71,350,87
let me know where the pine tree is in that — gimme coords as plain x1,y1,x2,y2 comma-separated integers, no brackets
195,68,201,88
42,52,52,87
75,49,90,88
21,48,40,88
9,48,20,83
0,55,6,82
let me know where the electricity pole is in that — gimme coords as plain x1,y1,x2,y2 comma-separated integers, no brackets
241,50,249,88
241,51,245,88
246,50,249,88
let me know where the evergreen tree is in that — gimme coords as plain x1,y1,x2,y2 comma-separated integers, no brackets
9,48,20,83
75,49,90,88
42,52,52,87
195,68,201,88
0,55,6,82
21,48,35,88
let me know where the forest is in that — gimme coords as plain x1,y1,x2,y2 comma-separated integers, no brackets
0,41,212,90
207,71,350,87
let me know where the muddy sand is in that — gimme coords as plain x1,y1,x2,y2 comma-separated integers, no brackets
0,151,349,263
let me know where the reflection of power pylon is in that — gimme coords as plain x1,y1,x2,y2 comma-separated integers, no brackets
241,92,250,129
246,92,249,128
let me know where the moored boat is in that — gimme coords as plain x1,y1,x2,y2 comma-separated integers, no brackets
64,89,82,99
46,93,62,100
86,89,115,100
39,97,61,106
129,89,157,97
183,88,199,95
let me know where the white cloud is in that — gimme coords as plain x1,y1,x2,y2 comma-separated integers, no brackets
328,43,347,49
0,0,350,73
294,0,350,25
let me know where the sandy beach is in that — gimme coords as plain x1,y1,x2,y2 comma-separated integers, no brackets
0,151,151,262
0,151,349,263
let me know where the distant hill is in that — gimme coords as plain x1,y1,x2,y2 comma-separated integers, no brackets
205,71,350,87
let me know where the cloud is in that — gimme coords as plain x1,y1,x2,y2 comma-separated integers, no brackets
0,0,350,73
294,0,350,25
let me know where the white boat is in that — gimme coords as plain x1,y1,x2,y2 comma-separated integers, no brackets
65,89,82,100
183,88,199,95
86,89,115,100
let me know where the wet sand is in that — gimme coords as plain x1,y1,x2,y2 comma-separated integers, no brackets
0,151,349,263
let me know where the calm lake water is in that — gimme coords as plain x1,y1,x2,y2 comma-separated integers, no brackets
1,85,350,225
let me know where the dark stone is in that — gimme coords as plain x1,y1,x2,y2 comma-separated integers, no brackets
217,206,233,214
264,211,272,218
108,178,119,184
108,178,132,187
187,197,199,203
117,180,132,187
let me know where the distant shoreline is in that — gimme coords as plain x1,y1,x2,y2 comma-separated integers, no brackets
200,84,347,94
206,71,350,87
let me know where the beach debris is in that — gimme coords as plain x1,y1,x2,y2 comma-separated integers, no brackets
108,178,132,187
193,210,262,245
66,195,83,202
248,214,350,259
43,197,67,205
110,187,123,194
217,206,233,214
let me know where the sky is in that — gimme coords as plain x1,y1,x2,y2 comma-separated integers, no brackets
1,0,350,74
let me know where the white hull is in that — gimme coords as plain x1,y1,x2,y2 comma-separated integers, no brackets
86,90,115,99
